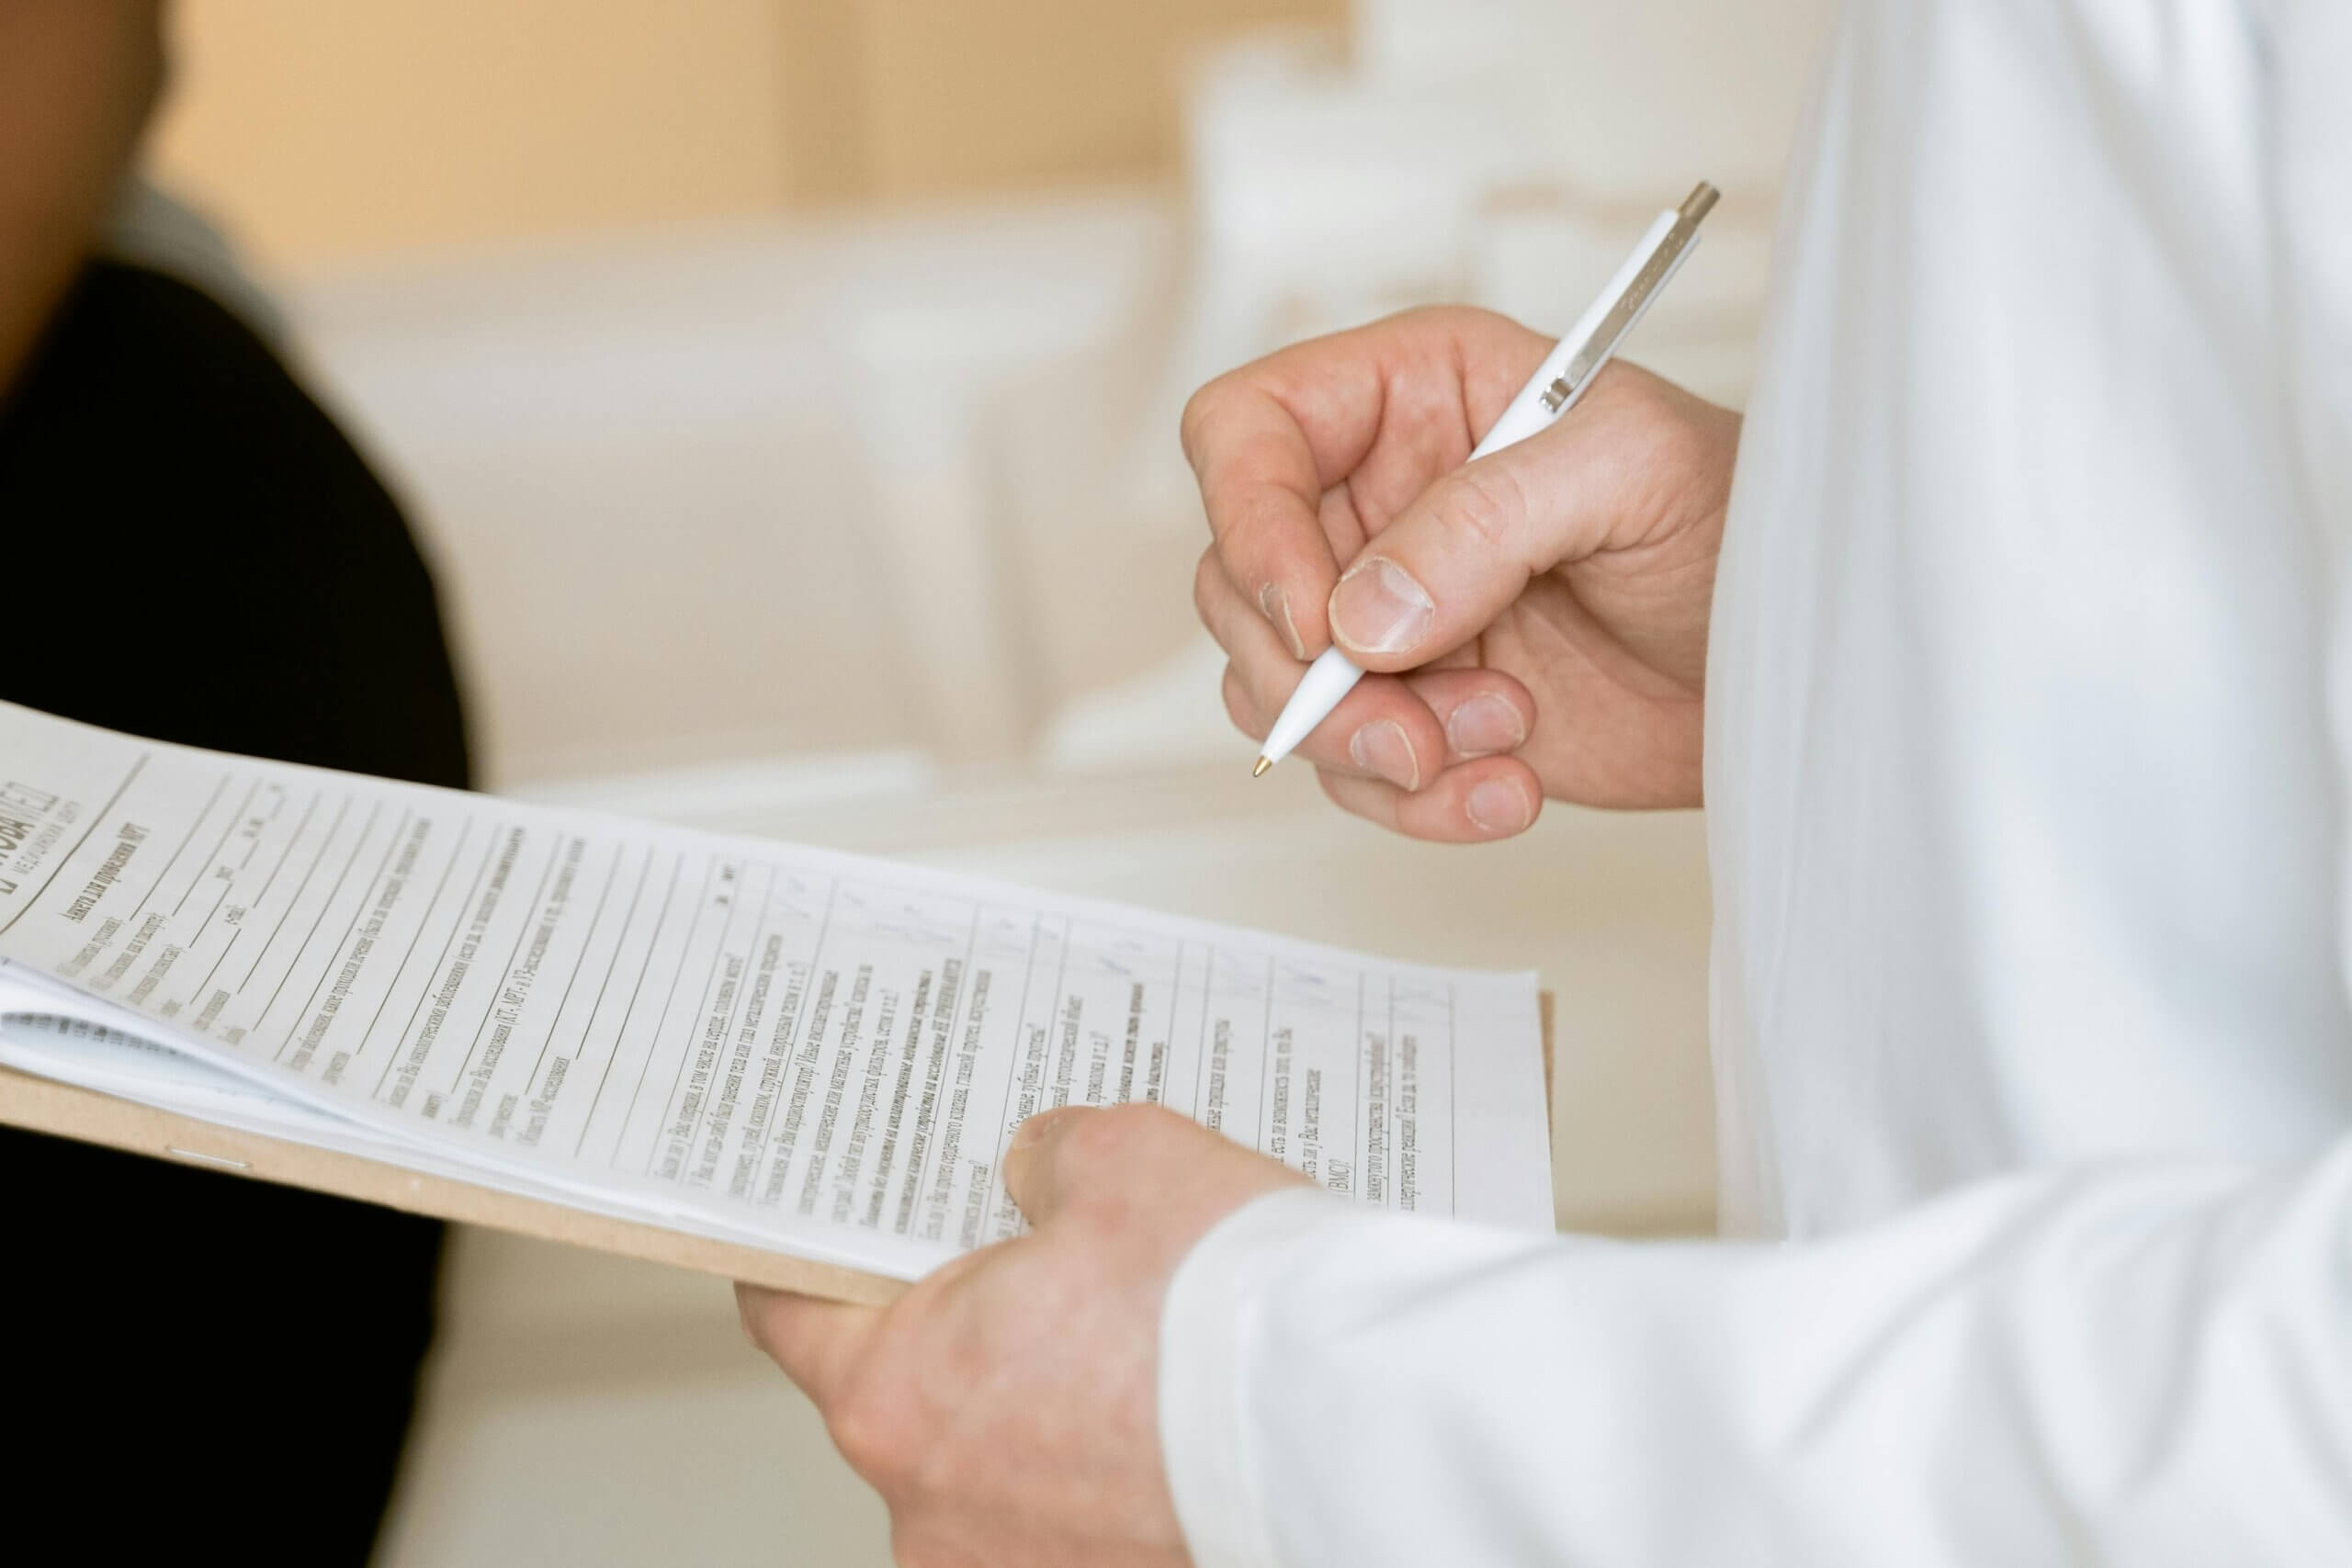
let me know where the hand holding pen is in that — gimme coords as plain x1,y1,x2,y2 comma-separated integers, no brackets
1184,185,1741,840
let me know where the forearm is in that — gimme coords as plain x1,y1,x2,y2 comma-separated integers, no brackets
0,0,164,397
1163,1143,2352,1565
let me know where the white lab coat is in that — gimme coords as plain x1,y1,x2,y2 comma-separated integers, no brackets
1159,1,2352,1562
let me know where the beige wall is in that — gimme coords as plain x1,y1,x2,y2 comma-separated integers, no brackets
148,1,792,268
838,0,1339,199
148,0,1342,272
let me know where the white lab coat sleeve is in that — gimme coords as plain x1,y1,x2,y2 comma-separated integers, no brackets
1159,1146,2352,1567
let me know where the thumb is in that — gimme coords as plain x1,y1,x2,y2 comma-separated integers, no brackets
1003,1104,1315,1243
1001,1105,1094,1228
1326,416,1615,671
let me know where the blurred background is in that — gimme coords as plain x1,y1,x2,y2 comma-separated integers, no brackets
140,0,1832,1561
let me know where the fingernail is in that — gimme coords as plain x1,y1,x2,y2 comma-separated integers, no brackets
1259,582,1307,660
1011,1112,1059,1151
1465,778,1532,833
1447,693,1526,757
1350,718,1420,790
1329,558,1434,656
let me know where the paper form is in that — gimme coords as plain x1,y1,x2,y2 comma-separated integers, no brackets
0,703,1553,1280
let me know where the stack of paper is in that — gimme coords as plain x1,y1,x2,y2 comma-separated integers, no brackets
0,703,1553,1299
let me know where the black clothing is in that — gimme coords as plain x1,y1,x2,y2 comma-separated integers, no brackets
1,261,470,1565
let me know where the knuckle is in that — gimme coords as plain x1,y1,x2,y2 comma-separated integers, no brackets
1193,547,1226,627
1049,1103,1159,1188
827,1371,912,1487
1391,302,1469,335
1586,355,1651,410
1049,1112,1122,1187
1221,663,1267,740
1179,378,1233,469
1437,463,1529,557
1601,368,1685,450
1598,364,1715,466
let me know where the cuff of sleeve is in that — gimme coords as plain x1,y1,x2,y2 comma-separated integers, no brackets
1158,1187,1360,1568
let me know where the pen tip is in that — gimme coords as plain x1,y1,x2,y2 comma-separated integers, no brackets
1251,757,1272,778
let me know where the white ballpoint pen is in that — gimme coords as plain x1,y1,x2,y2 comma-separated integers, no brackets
1251,181,1721,777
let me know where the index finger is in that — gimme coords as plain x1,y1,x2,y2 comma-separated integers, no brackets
1182,368,1373,660
1182,310,1553,663
736,1284,880,1411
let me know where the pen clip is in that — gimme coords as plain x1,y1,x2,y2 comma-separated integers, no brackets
1538,182,1719,415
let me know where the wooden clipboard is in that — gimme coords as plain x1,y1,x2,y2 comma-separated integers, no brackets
0,994,1555,1307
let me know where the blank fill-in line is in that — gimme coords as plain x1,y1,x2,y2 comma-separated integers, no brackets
173,778,258,919
573,850,687,1158
236,794,352,994
372,821,503,1100
126,773,226,924
270,807,412,1062
520,840,628,1100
